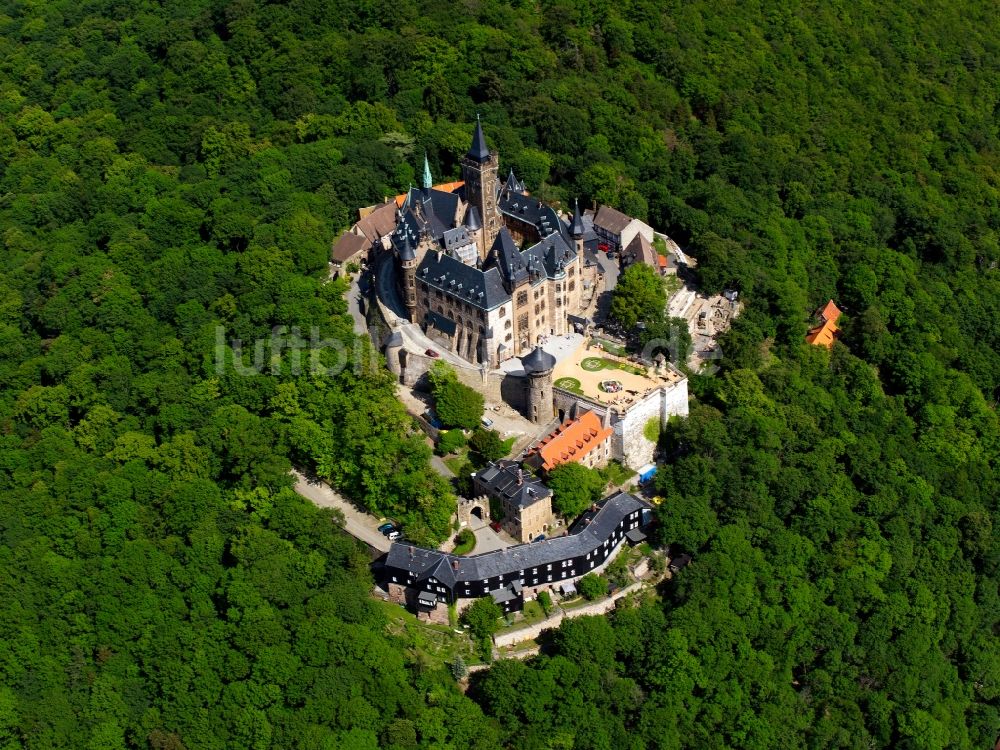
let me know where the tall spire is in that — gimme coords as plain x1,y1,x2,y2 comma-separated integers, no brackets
467,114,490,162
422,153,432,190
569,198,586,238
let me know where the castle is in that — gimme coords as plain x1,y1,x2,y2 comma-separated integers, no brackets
390,119,598,367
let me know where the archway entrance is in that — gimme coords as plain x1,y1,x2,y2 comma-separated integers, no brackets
471,506,484,521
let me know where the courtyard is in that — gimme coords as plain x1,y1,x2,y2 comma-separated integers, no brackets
552,338,683,408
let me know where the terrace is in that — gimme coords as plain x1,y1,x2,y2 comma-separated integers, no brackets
552,338,683,409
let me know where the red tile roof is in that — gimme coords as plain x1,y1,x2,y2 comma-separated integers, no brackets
805,319,838,349
527,411,613,472
818,300,842,324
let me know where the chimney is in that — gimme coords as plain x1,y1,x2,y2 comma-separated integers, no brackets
517,469,523,486
408,546,415,558
452,560,459,571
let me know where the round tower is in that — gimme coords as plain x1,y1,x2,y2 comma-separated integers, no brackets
520,346,556,424
399,230,418,317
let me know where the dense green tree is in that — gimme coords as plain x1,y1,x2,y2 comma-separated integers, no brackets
576,573,608,601
462,598,504,661
0,0,997,746
428,361,485,430
468,428,507,464
547,462,607,519
610,263,667,330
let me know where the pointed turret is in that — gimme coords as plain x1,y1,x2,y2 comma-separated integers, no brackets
569,198,586,238
398,226,416,261
422,153,433,190
464,205,482,231
467,115,490,163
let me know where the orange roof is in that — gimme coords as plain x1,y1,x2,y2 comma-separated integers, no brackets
658,255,668,268
818,299,841,324
805,319,838,349
394,181,464,207
527,411,613,472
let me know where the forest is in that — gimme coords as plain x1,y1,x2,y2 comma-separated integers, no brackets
0,0,997,747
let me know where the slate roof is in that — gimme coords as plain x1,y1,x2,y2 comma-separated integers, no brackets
486,228,529,289
426,311,456,336
594,205,633,235
417,251,509,311
476,460,551,509
331,231,370,263
523,231,576,278
569,199,586,237
468,118,491,162
463,205,481,231
385,492,649,583
520,345,557,374
503,168,525,193
498,191,565,241
443,226,474,254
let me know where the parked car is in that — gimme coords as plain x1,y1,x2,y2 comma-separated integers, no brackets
598,242,610,253
378,522,396,535
489,521,502,532
387,530,402,541
480,416,494,428
425,348,440,358
532,534,546,542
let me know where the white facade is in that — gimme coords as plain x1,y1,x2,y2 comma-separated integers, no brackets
611,379,690,469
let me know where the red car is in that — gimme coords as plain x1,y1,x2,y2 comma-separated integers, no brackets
425,349,440,358
489,521,502,532
598,242,610,253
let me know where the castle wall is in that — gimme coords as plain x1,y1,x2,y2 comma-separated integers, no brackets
398,350,528,413
612,380,690,469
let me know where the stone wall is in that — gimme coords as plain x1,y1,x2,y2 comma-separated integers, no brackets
389,582,451,625
493,580,643,649
613,379,689,469
398,349,519,406
457,496,489,527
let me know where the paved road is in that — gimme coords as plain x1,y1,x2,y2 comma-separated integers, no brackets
430,454,455,478
594,249,619,290
292,469,390,553
471,520,509,554
346,277,370,338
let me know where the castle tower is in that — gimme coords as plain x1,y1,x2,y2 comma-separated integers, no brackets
461,117,501,259
520,346,556,424
399,230,418,317
569,198,586,256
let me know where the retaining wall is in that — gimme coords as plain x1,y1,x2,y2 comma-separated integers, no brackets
493,580,643,649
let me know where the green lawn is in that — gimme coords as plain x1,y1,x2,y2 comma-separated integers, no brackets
600,460,637,487
444,454,469,475
581,357,647,377
452,529,476,555
554,376,583,394
589,337,629,357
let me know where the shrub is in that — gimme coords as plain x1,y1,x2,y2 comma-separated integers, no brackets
468,428,507,464
436,429,466,455
577,573,607,601
537,590,553,615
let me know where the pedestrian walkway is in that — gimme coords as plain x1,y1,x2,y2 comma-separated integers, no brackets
291,469,390,553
